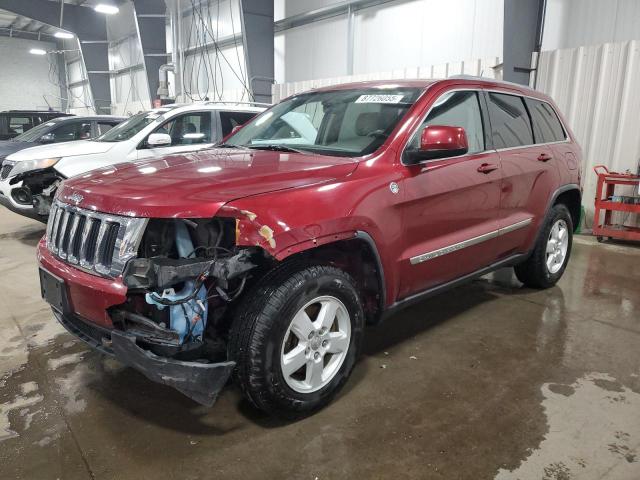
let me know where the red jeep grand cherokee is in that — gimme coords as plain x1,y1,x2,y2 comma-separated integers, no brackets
37,78,582,417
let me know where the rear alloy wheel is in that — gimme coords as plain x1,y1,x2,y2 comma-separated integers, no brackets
514,204,573,288
228,263,364,418
545,219,569,274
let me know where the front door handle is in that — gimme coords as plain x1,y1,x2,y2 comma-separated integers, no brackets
537,153,553,162
477,163,499,174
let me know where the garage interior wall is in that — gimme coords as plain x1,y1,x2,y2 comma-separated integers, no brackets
177,0,252,103
534,40,640,227
274,0,503,84
0,36,62,111
543,0,640,51
107,1,151,116
536,0,640,227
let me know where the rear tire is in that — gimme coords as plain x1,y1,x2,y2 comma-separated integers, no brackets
228,262,364,418
514,204,573,288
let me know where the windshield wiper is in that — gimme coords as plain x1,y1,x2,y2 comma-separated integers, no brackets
215,143,243,149
245,144,306,154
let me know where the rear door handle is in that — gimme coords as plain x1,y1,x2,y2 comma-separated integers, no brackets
537,153,553,162
477,163,499,174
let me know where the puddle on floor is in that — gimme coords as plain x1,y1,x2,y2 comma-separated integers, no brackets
495,372,640,479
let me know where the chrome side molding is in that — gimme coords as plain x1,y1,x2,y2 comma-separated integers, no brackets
410,218,533,265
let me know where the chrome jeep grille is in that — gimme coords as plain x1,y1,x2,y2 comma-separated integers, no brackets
0,161,14,180
46,200,148,278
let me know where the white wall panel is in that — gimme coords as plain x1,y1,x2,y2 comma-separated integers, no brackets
534,41,640,224
282,16,348,82
0,37,62,111
277,0,503,83
353,0,502,75
272,55,501,102
544,0,640,50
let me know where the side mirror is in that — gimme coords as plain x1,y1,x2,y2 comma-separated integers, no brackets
40,133,55,144
147,133,172,147
405,125,468,163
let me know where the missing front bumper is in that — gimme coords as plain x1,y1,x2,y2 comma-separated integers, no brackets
111,331,235,407
52,311,235,406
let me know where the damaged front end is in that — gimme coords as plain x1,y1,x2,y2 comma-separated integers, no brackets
7,166,63,219
109,217,266,406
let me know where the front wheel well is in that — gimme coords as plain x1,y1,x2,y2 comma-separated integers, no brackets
554,188,581,230
281,236,385,325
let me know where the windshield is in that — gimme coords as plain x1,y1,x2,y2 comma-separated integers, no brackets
224,87,423,157
13,119,61,142
96,111,158,142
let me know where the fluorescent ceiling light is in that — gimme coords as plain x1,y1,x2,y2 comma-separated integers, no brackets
94,4,119,14
54,31,74,39
29,48,47,55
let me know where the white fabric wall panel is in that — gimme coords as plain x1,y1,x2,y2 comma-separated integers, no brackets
272,55,501,102
544,0,640,50
277,0,503,83
353,0,502,75
284,0,346,18
534,41,640,223
282,16,348,83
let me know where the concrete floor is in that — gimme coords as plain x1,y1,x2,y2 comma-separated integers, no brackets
1,208,639,480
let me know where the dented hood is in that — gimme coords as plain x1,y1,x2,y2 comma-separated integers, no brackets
58,148,358,218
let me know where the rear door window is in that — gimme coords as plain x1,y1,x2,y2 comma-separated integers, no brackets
486,93,534,149
219,111,258,137
50,121,93,142
525,98,566,143
155,112,212,145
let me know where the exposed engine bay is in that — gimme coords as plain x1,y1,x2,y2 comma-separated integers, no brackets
113,217,263,363
9,167,63,217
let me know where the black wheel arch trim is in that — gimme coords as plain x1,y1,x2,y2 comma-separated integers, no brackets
354,230,386,324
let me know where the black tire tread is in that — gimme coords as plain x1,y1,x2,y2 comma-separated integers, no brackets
227,259,361,416
514,203,573,289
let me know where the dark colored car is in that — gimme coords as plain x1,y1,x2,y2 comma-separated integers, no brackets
0,115,125,164
38,77,582,417
0,110,73,140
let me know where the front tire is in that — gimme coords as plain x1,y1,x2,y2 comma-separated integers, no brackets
514,204,573,288
228,262,364,418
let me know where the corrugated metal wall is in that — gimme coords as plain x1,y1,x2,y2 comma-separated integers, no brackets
534,40,640,225
272,56,502,102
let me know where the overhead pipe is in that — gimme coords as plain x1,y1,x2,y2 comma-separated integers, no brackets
157,63,175,99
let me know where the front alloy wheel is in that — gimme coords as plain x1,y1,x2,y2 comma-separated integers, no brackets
228,263,364,418
281,296,351,393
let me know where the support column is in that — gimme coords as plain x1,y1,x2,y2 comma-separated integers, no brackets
133,0,168,105
503,0,546,86
240,0,274,103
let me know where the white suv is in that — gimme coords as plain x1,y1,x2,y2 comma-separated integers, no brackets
0,102,266,221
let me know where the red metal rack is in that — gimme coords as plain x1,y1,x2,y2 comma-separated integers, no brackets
592,165,640,242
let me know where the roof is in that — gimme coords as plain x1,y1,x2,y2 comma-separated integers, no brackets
306,77,545,99
1,110,68,114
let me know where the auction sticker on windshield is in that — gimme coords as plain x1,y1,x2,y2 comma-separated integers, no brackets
355,94,405,104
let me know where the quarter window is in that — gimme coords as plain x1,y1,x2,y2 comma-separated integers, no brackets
487,93,533,148
97,122,116,135
525,98,566,143
219,111,258,137
407,91,485,155
8,116,33,135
